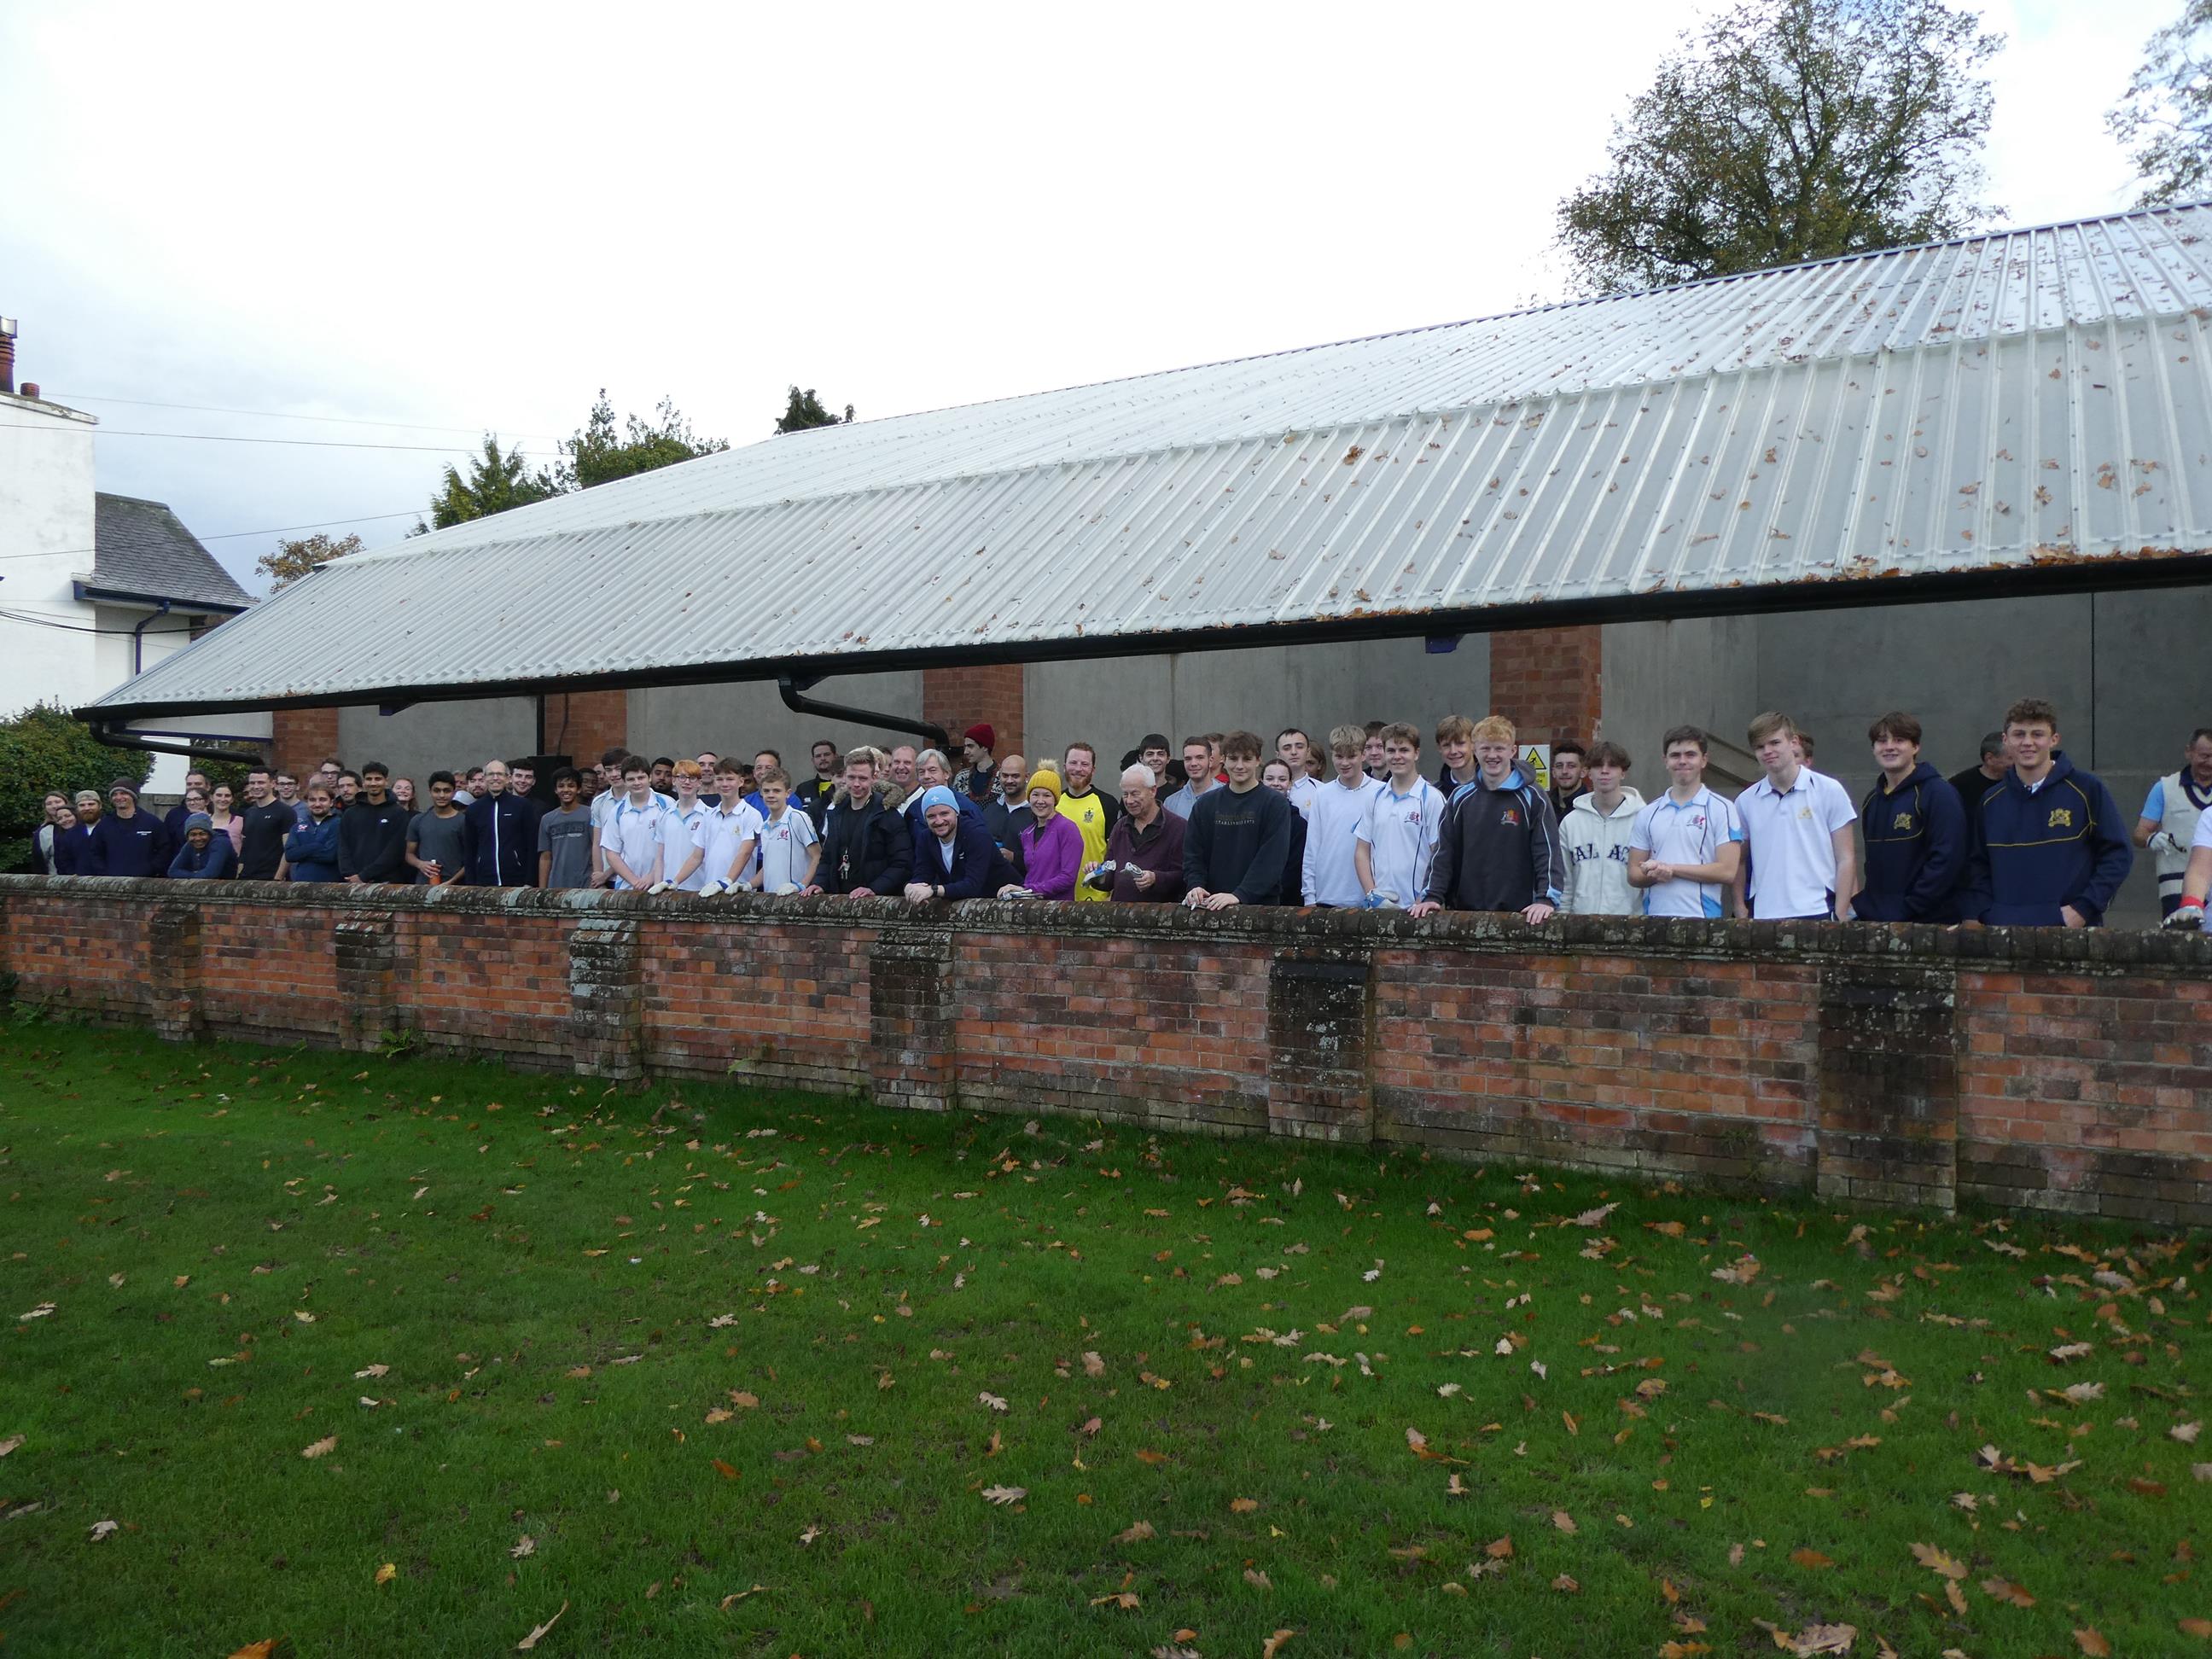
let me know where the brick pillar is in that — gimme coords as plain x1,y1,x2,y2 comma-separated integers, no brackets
334,916,399,1052
1814,960,1959,1211
1487,625,1603,743
568,916,644,1080
1265,947,1375,1143
147,902,203,1042
868,921,955,1110
272,707,339,779
923,664,1024,761
545,689,631,768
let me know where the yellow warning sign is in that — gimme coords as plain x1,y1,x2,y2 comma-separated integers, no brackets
1521,744,1551,790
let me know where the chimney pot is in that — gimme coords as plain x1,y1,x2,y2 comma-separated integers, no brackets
0,317,14,397
19,382,38,401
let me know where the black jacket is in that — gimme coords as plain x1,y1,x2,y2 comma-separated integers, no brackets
93,811,173,878
1184,783,1295,905
820,790,913,895
337,795,411,882
1425,768,1563,912
463,792,538,886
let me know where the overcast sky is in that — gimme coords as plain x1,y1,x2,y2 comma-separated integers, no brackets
0,0,2178,593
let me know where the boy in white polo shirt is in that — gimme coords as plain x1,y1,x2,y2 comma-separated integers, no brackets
1355,722,1443,908
698,760,764,894
1301,725,1386,905
742,767,820,894
1629,725,1745,919
1733,711,1857,921
649,760,713,893
601,760,671,892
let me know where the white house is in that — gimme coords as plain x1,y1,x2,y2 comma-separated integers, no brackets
0,317,265,791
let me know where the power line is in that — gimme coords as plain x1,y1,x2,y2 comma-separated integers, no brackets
0,605,200,637
0,422,479,453
0,509,421,563
49,391,564,442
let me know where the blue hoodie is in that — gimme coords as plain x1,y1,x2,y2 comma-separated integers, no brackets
91,809,173,878
1424,765,1563,912
1853,761,1966,923
282,815,341,882
168,833,237,880
1959,751,2133,926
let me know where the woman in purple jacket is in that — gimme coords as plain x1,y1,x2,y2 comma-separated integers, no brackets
1015,768,1083,901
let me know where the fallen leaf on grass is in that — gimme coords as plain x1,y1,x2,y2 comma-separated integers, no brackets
1981,1576,2034,1607
1484,1535,1514,1558
1262,1631,1296,1659
1115,1520,1156,1544
981,1485,1026,1505
88,1519,119,1541
226,1644,293,1659
729,1390,759,1408
0,1435,20,1457
2075,1630,2111,1656
375,1563,396,1585
354,1365,388,1380
1790,1548,1834,1569
1089,1591,1140,1609
705,1408,734,1424
979,1392,1009,1413
1080,1417,1102,1437
1787,1627,1855,1656
1082,1352,1105,1377
1551,1574,1580,1592
713,1459,739,1481
1245,1568,1273,1591
718,1586,766,1609
18,1303,55,1322
2179,1616,2212,1639
300,1435,337,1459
1552,1511,1578,1534
510,1536,536,1558
515,1600,567,1650
1909,1542,1966,1580
1231,1498,1260,1513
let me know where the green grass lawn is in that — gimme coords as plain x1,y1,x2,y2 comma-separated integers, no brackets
0,1022,2204,1658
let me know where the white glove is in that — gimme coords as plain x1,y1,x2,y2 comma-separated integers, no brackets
697,878,725,895
647,881,670,895
2164,901,2206,932
2150,830,2185,856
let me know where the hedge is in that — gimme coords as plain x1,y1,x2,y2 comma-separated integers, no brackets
0,704,152,865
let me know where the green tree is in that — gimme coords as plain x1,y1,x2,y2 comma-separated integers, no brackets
0,703,151,859
2110,1,2212,204
1557,0,2003,294
775,386,854,434
412,436,560,535
555,390,730,491
255,531,363,591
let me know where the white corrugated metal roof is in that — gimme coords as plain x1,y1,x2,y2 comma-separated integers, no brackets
91,202,2212,716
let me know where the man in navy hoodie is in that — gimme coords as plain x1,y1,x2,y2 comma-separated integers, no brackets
92,779,172,878
462,759,538,886
1959,697,2133,928
1851,711,1966,923
1411,715,1561,924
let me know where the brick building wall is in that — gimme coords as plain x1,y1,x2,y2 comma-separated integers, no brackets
271,707,340,780
923,663,1024,760
1488,623,1604,744
5,876,2208,1224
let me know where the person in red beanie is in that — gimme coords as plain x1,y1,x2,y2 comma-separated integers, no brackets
958,724,997,802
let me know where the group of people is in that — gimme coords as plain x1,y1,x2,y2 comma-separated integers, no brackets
25,706,2212,930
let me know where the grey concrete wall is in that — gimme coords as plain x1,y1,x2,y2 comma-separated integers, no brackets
1604,585,2212,925
337,696,538,787
629,671,926,767
1022,635,1488,768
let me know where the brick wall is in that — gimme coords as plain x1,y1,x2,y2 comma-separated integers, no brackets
923,664,1024,760
1489,624,1603,743
271,707,339,779
5,876,2209,1225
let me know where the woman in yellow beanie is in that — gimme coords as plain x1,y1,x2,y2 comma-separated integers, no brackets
1012,766,1083,899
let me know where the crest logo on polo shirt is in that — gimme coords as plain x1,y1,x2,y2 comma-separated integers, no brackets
1499,807,1520,827
2046,806,2074,829
1891,811,1915,830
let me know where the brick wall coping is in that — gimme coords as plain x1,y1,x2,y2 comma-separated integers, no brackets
5,874,2208,975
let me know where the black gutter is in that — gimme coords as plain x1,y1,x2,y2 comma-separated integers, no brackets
778,673,948,752
73,550,2212,725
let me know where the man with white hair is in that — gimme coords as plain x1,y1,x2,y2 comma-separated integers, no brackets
1100,764,1186,902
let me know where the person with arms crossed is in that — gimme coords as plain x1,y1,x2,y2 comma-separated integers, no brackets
1852,712,1967,923
1559,740,1644,916
1411,715,1560,923
1355,722,1442,909
1183,731,1297,911
1627,726,1744,919
1733,713,1856,922
2133,726,2212,917
1959,697,2133,928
